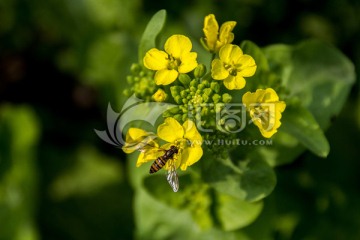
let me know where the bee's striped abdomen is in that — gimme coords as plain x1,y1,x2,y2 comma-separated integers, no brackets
149,156,167,174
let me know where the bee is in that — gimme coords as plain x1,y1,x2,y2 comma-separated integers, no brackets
149,145,179,192
149,145,178,173
124,136,180,192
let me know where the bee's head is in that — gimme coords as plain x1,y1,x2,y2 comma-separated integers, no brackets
171,145,179,153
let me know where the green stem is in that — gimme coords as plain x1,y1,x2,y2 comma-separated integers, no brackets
210,53,216,66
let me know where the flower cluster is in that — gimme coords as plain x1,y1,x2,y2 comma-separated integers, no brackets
122,14,286,182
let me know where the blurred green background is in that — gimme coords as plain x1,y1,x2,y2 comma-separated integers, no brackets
0,0,359,239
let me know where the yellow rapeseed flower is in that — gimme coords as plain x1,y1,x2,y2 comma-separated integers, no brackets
143,35,198,85
242,88,286,138
211,44,257,90
157,117,203,171
202,14,236,53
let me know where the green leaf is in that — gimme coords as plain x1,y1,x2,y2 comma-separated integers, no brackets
143,173,214,229
138,9,167,63
215,192,263,231
264,39,355,129
0,105,39,240
202,155,276,202
281,103,330,157
261,44,293,85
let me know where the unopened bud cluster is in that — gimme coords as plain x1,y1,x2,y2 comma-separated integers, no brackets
123,63,157,101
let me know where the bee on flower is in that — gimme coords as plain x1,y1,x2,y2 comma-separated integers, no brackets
122,117,203,192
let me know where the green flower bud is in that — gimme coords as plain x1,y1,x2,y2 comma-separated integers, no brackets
180,90,187,98
180,105,188,113
170,86,184,97
190,86,197,93
190,79,198,87
126,76,133,84
198,83,205,90
182,98,188,104
201,80,210,87
139,71,145,77
168,106,180,114
201,107,209,116
194,64,207,78
130,63,141,74
222,93,232,103
203,88,212,96
174,114,182,122
202,94,209,103
212,94,221,103
210,82,220,93
162,111,172,117
123,89,131,96
182,114,188,122
174,96,182,104
179,73,191,86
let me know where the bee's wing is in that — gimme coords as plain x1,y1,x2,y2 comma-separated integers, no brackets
166,159,179,192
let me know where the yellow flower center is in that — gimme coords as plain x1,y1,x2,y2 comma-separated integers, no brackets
251,106,271,128
167,55,181,70
224,63,238,76
175,138,187,149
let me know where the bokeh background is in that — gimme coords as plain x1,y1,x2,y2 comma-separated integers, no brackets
1,0,359,239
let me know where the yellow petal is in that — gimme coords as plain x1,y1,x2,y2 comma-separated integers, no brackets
218,21,236,44
219,44,243,63
276,100,286,112
154,69,178,85
237,54,257,77
256,102,285,139
258,127,278,138
179,146,203,171
242,91,257,107
143,48,168,70
178,52,198,73
223,75,246,90
183,120,202,145
263,88,280,102
203,14,219,52
157,117,184,143
211,59,229,80
125,128,148,142
164,35,192,59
